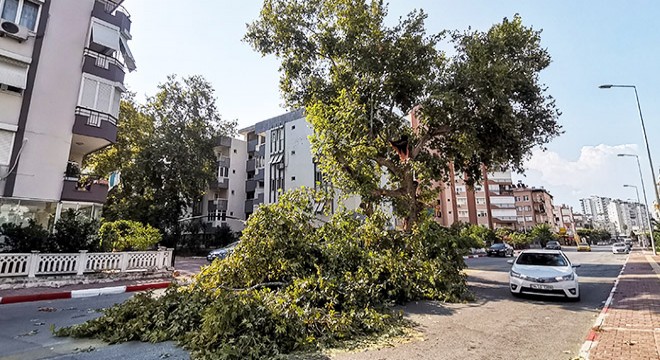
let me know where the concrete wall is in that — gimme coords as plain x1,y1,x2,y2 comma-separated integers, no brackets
284,117,314,190
12,0,94,201
227,138,247,229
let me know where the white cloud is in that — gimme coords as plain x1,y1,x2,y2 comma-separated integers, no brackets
513,144,648,209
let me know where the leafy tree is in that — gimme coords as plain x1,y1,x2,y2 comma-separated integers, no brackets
460,224,498,248
50,210,100,252
529,224,556,247
98,220,161,251
245,1,561,229
87,76,236,245
508,231,531,249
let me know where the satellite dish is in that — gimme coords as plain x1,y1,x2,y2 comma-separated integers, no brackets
1,21,19,34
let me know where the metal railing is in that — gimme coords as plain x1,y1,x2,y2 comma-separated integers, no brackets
83,48,125,71
75,106,118,126
0,249,172,278
98,0,131,18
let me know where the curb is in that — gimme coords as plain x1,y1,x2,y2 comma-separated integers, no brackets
463,254,487,259
577,253,629,360
0,281,171,305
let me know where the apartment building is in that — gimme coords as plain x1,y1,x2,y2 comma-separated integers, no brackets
580,196,612,227
513,186,555,231
606,199,649,235
435,169,517,230
553,204,576,236
0,0,135,228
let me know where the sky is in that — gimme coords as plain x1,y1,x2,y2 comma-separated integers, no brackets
123,0,660,211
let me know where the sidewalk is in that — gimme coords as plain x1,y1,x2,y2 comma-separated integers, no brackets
586,251,660,360
0,257,207,304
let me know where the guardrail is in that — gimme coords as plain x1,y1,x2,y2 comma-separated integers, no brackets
0,249,173,278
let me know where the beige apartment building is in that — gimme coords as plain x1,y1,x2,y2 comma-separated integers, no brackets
513,186,555,231
434,167,517,230
0,0,135,228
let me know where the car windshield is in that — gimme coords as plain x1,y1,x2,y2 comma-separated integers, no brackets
547,241,558,245
613,243,625,246
516,253,568,267
491,243,505,248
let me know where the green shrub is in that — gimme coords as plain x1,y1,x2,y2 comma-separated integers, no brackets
51,209,100,252
56,189,471,359
0,219,54,253
98,220,161,251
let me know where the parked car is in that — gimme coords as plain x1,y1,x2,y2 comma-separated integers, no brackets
545,241,561,250
487,243,514,257
612,242,629,254
508,250,580,300
576,242,591,252
207,241,239,262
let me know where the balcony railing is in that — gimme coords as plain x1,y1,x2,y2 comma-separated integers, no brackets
75,106,117,126
83,48,124,71
61,178,109,203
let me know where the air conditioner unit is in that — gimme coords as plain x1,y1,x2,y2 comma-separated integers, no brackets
0,20,29,42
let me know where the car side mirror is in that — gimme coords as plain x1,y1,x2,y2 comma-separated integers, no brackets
572,264,581,268
507,260,514,265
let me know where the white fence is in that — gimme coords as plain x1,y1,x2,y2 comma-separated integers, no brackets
0,249,173,278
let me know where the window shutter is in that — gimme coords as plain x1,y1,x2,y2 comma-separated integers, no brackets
91,20,120,52
0,129,15,165
0,57,28,89
111,88,121,118
96,82,112,113
80,77,97,108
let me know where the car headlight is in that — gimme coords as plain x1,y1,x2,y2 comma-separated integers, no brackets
510,271,527,279
555,273,574,281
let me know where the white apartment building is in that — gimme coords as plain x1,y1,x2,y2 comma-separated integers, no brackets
606,199,649,235
0,0,135,228
580,196,612,229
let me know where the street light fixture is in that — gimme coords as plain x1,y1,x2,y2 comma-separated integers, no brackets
601,83,658,254
618,153,657,254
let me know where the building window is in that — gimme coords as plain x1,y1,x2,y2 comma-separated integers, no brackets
515,196,521,201
477,211,488,217
455,186,465,193
291,125,296,129
219,167,229,178
523,195,529,201
458,210,469,217
456,197,467,206
291,150,295,155
79,75,121,117
291,176,295,181
476,197,486,205
1,0,39,31
0,129,14,165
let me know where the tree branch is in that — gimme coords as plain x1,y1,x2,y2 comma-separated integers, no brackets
216,282,288,292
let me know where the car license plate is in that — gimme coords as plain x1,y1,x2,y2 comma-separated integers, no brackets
530,284,553,290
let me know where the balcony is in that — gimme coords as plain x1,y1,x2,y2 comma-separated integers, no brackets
92,0,131,37
246,179,257,193
214,136,232,148
209,178,229,190
253,170,264,182
217,157,231,169
83,48,125,83
207,199,228,212
247,139,258,153
245,199,254,213
72,107,117,154
61,179,109,204
247,159,256,172
255,193,264,205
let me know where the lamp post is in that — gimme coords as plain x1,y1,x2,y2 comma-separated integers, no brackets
618,153,657,255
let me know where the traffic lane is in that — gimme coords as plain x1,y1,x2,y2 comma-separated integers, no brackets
0,293,188,360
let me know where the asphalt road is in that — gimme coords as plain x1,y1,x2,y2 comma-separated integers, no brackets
0,247,626,360
333,246,628,360
0,293,189,360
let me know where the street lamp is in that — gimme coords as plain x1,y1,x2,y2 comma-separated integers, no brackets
601,83,658,254
618,153,657,254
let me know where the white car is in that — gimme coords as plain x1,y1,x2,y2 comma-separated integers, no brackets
612,242,629,254
508,250,580,300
